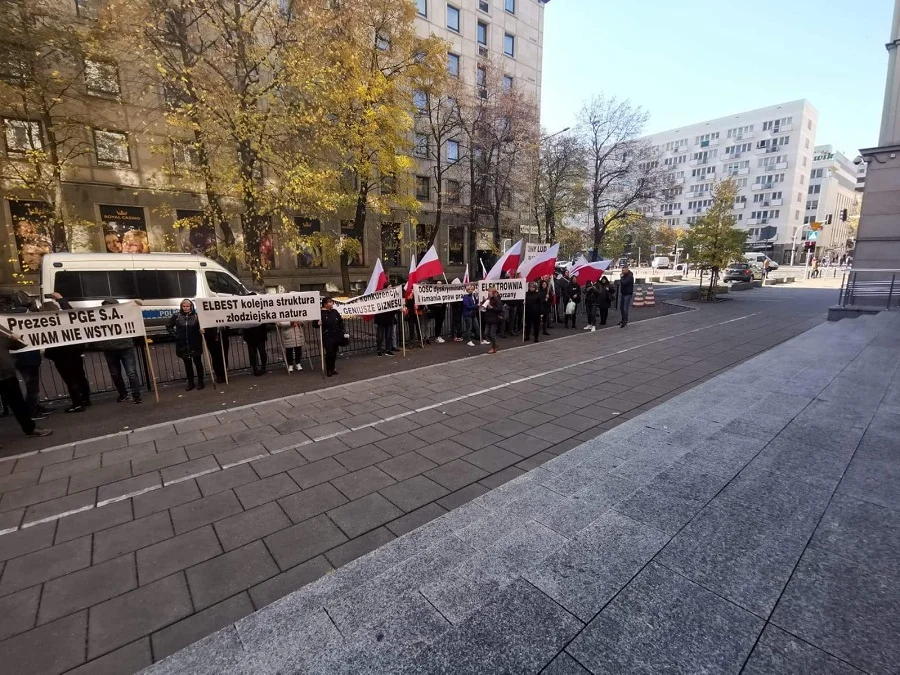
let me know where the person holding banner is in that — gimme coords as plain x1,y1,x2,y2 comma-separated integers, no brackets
278,321,306,372
462,284,480,347
374,307,396,357
205,328,230,384
0,331,52,438
167,299,205,390
319,297,346,377
99,299,143,404
524,282,543,342
403,291,425,348
429,281,447,344
44,295,91,413
481,287,503,354
242,324,268,376
539,279,553,336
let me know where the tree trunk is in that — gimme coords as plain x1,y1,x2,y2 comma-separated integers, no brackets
546,206,556,244
468,159,478,277
339,252,351,295
591,199,603,261
347,186,368,295
42,115,68,252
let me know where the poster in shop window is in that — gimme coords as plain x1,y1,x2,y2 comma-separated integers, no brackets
9,200,53,272
99,205,150,254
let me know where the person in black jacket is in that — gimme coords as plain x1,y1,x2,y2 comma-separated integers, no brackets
167,299,205,390
565,279,582,329
539,279,552,335
242,324,268,376
204,327,230,383
618,267,635,327
0,331,51,437
597,277,613,327
98,298,142,403
319,297,346,376
524,282,542,342
43,294,91,412
481,287,503,353
374,308,396,357
429,281,447,344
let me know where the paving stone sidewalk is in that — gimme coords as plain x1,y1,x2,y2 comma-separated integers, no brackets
0,292,834,673
144,309,900,675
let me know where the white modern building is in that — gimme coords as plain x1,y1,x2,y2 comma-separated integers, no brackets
642,100,819,264
803,145,861,261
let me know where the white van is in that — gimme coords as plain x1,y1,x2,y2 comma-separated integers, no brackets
40,253,251,329
743,253,779,270
651,256,670,270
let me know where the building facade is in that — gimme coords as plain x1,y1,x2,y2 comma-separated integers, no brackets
642,100,820,264
0,0,548,294
803,146,860,262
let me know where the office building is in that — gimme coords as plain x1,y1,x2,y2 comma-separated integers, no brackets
803,145,860,261
642,100,819,264
0,0,548,293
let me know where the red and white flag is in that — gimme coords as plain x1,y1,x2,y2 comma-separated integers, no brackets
405,255,417,296
571,259,611,284
485,239,523,280
571,254,590,272
414,245,443,283
463,264,469,284
518,243,559,282
480,258,488,280
364,258,388,296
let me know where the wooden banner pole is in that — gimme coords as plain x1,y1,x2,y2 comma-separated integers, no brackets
401,311,406,357
318,329,326,379
143,339,160,404
415,313,425,348
201,333,216,390
219,328,229,385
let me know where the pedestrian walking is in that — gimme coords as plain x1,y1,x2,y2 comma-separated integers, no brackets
278,321,306,372
98,298,142,404
167,299,205,391
242,324,268,376
0,329,52,438
462,284,480,346
482,287,503,353
618,266,635,328
524,281,542,342
763,258,771,278
319,297,346,377
811,256,820,279
44,294,91,412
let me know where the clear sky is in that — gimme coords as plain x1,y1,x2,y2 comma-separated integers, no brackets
540,0,895,157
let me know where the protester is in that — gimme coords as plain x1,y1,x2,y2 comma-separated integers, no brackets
565,278,582,329
374,306,396,357
462,284,480,347
0,329,51,438
167,299,205,391
555,271,570,323
430,281,447,344
539,278,552,335
524,281,542,342
583,281,599,331
596,276,613,328
204,327,230,384
11,300,49,419
319,297,346,377
98,298,142,404
404,290,425,348
278,320,306,372
618,266,635,328
44,294,91,412
482,287,503,354
242,324,268,376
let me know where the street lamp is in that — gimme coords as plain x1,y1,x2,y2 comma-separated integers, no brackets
541,127,570,141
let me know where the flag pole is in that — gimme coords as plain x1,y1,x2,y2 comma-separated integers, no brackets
401,310,406,357
143,338,160,403
200,332,217,390
318,329,326,379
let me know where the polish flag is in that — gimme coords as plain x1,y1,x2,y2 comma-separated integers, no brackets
485,239,523,280
414,245,443,283
364,259,388,295
571,259,611,284
463,264,469,284
405,254,417,297
480,258,488,280
518,243,559,282
571,254,590,272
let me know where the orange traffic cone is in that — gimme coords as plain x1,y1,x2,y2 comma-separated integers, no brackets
644,284,655,307
633,285,645,308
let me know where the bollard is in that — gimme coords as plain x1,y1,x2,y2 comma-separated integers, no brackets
633,285,645,308
644,283,655,307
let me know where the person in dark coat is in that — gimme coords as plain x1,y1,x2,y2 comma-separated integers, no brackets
583,281,600,331
618,266,635,328
98,298,142,403
403,291,425,348
0,330,51,438
461,284,480,346
167,299,205,390
555,272,571,323
539,278,552,335
565,279,582,329
524,282,542,342
204,327,230,383
597,276,613,327
429,281,447,344
481,287,503,353
43,294,91,413
242,324,268,376
10,300,49,419
319,297,346,377
374,308,395,357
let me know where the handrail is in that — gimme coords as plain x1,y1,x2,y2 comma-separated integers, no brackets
837,270,898,309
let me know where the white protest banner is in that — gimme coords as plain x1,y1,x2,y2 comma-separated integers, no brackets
1,302,146,352
524,242,551,262
333,286,403,317
195,292,321,329
478,278,527,302
413,283,467,306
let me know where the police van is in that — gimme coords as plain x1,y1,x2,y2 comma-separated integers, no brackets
40,253,250,330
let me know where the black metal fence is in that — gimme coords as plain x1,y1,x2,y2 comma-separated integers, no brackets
30,300,603,402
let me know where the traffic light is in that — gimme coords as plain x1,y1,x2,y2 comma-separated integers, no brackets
840,209,848,222
671,244,677,257
804,241,815,250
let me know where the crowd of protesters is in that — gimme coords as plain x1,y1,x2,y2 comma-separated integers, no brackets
1,266,638,443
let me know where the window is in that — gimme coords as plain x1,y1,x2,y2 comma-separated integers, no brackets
695,132,719,146
172,140,200,169
763,116,792,131
505,0,515,13
0,49,28,86
416,175,430,199
414,133,429,158
447,4,460,32
810,168,825,179
447,139,459,162
795,210,800,220
727,125,754,138
447,179,461,204
503,75,513,91
504,33,515,57
55,270,197,301
381,174,396,195
477,21,488,46
3,119,42,155
476,66,487,98
85,59,120,96
416,0,427,17
806,200,819,210
447,52,460,77
723,161,749,174
808,184,821,194
205,271,248,296
376,33,391,51
724,143,751,155
797,192,802,202
479,0,490,12
93,129,131,167
805,138,810,149
734,177,748,188
75,0,98,19
413,90,427,111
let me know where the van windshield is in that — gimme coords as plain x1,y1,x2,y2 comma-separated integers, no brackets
205,271,250,296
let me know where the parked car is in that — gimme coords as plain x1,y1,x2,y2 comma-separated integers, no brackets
744,253,779,270
651,256,671,270
723,262,763,283
616,257,629,268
